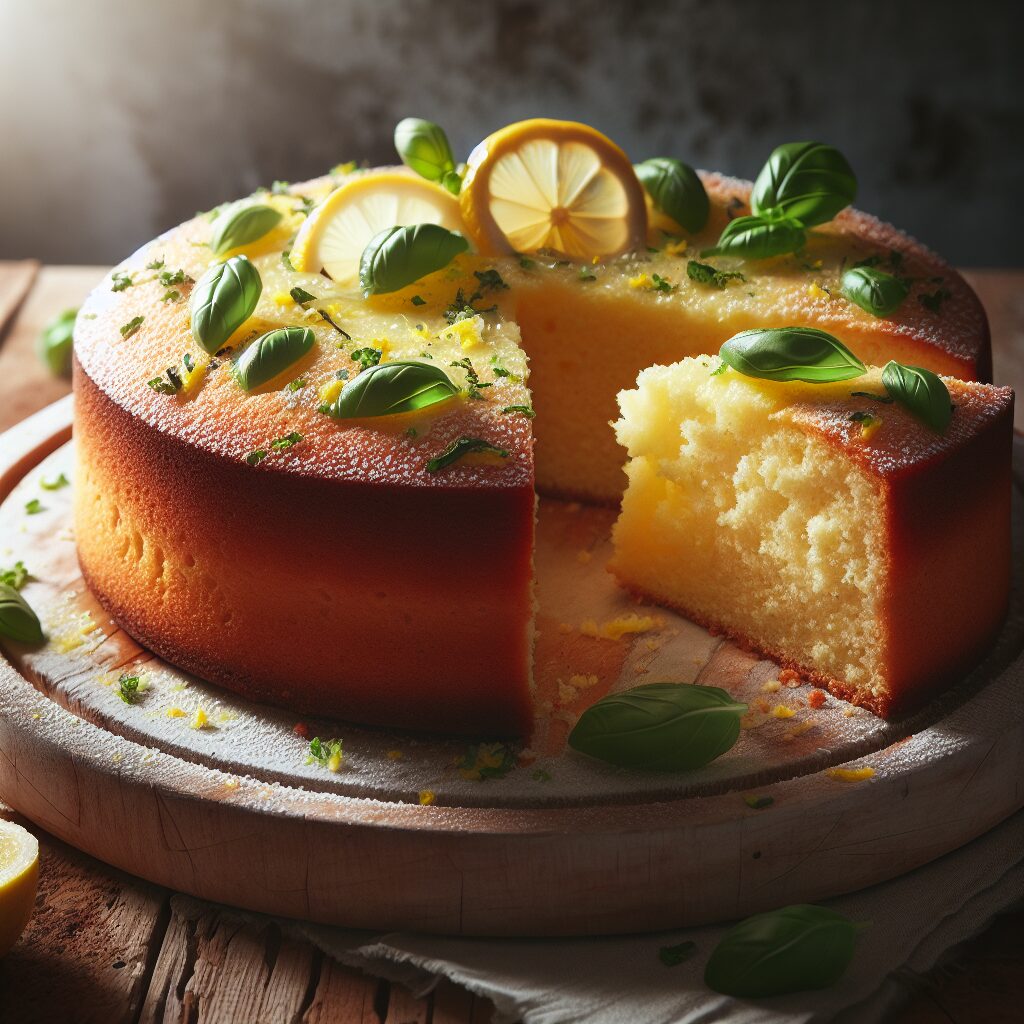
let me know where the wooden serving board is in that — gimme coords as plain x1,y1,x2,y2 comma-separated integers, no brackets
1,397,1022,937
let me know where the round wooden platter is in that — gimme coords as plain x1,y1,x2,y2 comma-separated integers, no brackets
1,398,1023,937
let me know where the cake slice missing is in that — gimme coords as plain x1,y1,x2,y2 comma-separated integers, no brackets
611,359,1014,716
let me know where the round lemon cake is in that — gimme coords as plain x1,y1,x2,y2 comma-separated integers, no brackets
71,119,1001,736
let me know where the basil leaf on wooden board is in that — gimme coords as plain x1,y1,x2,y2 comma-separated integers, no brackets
234,326,315,391
751,142,857,227
324,360,459,418
425,436,510,473
0,583,44,645
634,158,710,234
841,266,910,318
38,307,78,376
190,256,263,354
881,360,953,432
209,201,283,256
568,683,746,772
705,214,805,260
718,327,866,383
359,224,469,296
704,904,861,997
394,117,459,192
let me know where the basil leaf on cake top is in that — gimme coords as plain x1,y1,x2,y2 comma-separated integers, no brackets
0,584,44,645
707,141,856,260
841,266,910,318
634,157,710,234
190,255,263,355
209,201,283,257
394,117,462,195
703,214,806,261
322,360,460,419
568,683,746,772
360,224,470,297
234,326,315,391
881,361,953,432
751,142,858,227
717,327,866,383
704,904,863,998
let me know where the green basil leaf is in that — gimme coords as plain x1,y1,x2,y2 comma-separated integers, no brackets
719,327,866,383
324,359,459,418
568,683,746,772
751,142,857,227
394,117,457,185
840,266,910,318
705,904,861,997
360,224,469,296
634,157,709,233
705,214,805,260
881,360,952,432
38,307,78,377
235,326,315,391
209,201,283,256
190,256,263,354
0,583,44,645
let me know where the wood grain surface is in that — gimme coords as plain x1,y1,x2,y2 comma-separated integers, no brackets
0,264,1021,1021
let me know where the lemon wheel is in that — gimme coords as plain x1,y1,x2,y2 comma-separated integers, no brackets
291,169,464,287
460,119,647,260
0,819,38,956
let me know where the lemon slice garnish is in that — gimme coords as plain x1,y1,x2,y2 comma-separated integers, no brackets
0,819,39,956
290,169,463,287
460,119,647,260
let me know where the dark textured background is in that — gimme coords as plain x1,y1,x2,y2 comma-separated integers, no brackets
1,0,1021,265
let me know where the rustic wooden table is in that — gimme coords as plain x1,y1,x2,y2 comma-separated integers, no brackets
0,261,1021,1024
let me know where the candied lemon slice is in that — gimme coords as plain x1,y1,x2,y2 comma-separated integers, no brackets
0,819,39,957
290,169,463,287
460,119,647,260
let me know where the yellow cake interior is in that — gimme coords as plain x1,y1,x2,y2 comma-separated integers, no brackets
611,359,887,703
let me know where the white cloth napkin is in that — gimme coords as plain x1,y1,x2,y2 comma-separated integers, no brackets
280,807,1023,1024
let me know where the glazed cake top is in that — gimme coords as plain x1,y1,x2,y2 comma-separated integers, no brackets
73,168,990,490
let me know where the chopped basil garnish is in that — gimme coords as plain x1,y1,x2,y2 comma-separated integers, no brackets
634,157,709,233
425,436,509,473
111,271,133,292
24,499,43,515
306,736,343,769
351,347,382,370
234,326,315,391
704,905,862,997
841,266,909,318
209,201,282,256
359,224,469,296
0,561,28,590
117,673,142,705
751,142,857,227
0,583,44,645
190,256,263,355
120,316,145,339
568,683,746,772
881,360,952,432
324,360,459,419
687,260,746,289
270,431,303,451
718,327,865,383
394,117,461,195
38,308,77,376
502,404,535,418
918,285,952,314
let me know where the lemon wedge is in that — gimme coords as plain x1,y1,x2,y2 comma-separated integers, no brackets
290,169,463,287
460,119,647,260
0,819,38,957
